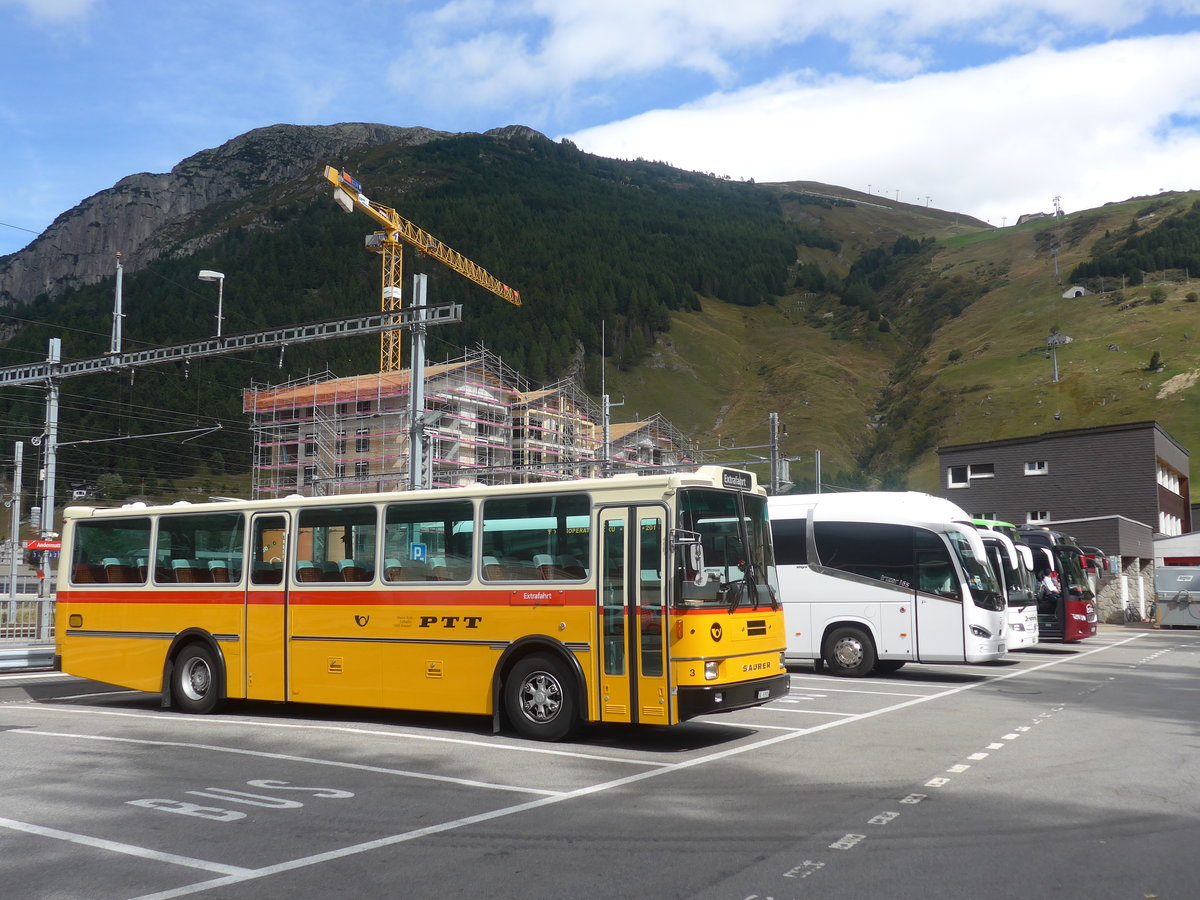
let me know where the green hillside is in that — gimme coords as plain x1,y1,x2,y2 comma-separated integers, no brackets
3,124,1199,504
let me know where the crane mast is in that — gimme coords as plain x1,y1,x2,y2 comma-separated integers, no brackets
323,166,520,372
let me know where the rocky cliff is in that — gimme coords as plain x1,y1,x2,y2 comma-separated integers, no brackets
0,122,456,307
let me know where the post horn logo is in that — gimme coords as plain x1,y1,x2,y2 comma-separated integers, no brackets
710,622,723,642
354,615,370,627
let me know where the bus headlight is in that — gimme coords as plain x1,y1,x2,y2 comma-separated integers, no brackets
969,625,992,639
705,660,720,681
1070,613,1087,621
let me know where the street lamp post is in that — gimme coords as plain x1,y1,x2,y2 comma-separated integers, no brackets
198,270,225,337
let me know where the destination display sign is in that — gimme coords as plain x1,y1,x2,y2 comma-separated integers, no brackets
721,469,752,491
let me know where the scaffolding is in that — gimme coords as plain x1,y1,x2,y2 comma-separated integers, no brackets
243,346,704,498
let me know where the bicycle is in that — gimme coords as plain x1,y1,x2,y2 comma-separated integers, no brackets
1123,601,1144,624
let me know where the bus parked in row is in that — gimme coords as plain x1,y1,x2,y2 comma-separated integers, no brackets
1016,525,1098,642
972,520,1040,649
57,467,789,741
769,492,1007,677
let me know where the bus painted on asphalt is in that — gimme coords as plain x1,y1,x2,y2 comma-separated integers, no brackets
56,467,788,741
769,492,1006,677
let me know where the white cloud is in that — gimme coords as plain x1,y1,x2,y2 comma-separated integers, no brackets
565,33,1200,224
1,0,97,24
402,0,1200,112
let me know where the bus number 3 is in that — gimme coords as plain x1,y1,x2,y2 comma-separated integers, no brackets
127,780,354,822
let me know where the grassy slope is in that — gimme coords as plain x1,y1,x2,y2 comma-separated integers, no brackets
608,186,1200,495
908,191,1200,492
604,294,898,486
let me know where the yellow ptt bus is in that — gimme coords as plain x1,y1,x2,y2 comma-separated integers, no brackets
57,466,788,741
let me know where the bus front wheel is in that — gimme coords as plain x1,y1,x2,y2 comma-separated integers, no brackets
171,643,222,715
823,626,876,677
505,653,576,742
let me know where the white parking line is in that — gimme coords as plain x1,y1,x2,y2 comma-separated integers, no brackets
17,704,662,766
787,684,931,698
18,731,566,796
0,816,252,877
760,707,860,717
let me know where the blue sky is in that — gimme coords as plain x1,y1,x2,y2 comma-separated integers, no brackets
2,0,1200,257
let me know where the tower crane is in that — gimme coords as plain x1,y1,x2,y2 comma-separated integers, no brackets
323,166,520,372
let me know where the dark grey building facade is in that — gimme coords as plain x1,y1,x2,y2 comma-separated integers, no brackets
937,421,1190,538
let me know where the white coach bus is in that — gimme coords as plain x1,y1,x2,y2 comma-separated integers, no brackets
975,526,1040,649
769,492,1007,676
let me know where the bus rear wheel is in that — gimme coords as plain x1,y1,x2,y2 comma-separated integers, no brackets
172,643,222,714
505,653,576,742
823,626,876,677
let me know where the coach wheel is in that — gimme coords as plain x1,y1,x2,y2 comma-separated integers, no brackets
505,653,577,742
172,643,223,715
873,659,906,675
823,626,876,678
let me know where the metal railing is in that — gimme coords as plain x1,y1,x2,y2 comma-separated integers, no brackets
2,596,55,643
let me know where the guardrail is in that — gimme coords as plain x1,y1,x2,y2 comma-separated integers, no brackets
1,598,55,670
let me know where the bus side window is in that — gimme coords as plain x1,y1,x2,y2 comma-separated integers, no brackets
153,512,245,586
383,499,474,584
771,518,807,566
72,518,151,586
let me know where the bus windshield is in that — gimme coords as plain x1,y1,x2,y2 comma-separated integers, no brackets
676,488,778,610
1054,546,1091,597
947,528,1003,611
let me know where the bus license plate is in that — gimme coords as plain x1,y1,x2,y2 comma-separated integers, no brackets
756,688,771,699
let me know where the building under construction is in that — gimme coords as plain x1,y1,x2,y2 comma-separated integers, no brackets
243,346,703,498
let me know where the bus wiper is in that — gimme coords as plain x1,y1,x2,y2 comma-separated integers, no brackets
729,564,758,613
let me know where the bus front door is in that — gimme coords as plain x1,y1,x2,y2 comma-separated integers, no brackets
244,513,289,701
598,506,671,725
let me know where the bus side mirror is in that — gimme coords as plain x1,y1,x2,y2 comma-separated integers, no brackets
689,544,708,587
671,529,707,587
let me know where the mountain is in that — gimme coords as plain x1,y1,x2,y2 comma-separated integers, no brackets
2,122,1198,503
0,123,469,307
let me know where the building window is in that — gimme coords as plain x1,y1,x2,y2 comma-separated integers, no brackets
334,463,346,480
357,401,372,415
303,465,317,485
1158,464,1181,495
1026,511,1050,524
303,433,317,457
1025,460,1048,475
947,463,993,488
335,431,347,454
355,429,370,453
355,460,370,478
1160,511,1183,536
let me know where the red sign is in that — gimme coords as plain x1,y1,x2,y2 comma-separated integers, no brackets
26,539,62,551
